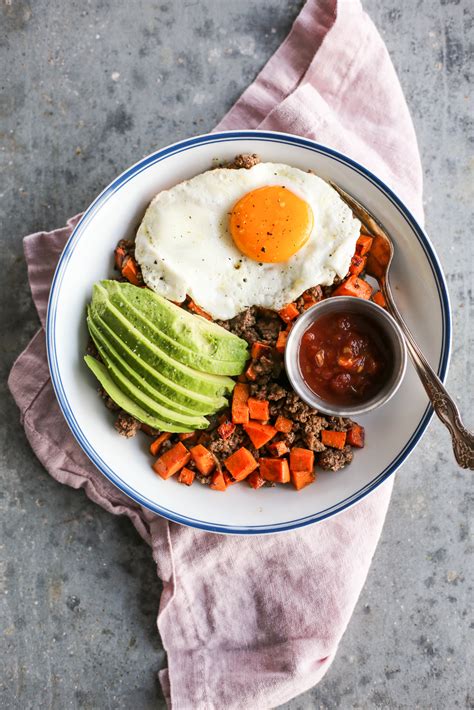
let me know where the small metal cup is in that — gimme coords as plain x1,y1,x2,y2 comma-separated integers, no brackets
284,296,407,417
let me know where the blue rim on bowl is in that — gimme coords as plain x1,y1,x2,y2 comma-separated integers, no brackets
46,130,451,534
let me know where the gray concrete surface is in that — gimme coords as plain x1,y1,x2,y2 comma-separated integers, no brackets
1,1,472,708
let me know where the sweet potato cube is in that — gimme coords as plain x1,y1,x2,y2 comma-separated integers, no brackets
259,458,290,483
289,448,314,473
222,470,236,487
356,234,373,256
217,421,236,440
243,421,277,449
190,444,216,475
372,291,387,308
321,430,347,449
232,383,250,424
251,342,272,359
274,415,293,433
248,398,270,421
149,432,171,457
187,299,212,321
178,467,195,486
346,424,365,448
268,440,289,457
210,469,227,491
153,442,191,480
291,469,316,491
278,302,300,323
121,256,141,286
276,330,289,354
333,275,372,300
224,447,258,482
349,253,367,276
247,471,265,489
114,246,126,270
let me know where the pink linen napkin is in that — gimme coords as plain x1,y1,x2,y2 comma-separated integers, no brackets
8,0,423,707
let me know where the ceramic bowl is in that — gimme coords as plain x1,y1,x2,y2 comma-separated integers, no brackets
46,130,451,534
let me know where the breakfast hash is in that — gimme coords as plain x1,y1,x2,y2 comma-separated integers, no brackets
85,155,388,491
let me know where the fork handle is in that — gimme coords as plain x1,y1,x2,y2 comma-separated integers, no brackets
382,283,474,470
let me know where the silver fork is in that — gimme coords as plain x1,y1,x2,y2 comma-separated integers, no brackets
330,181,474,470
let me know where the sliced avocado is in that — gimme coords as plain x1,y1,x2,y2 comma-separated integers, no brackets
95,285,246,376
88,316,218,417
87,311,229,413
97,280,248,362
86,339,208,429
89,302,235,398
84,356,193,434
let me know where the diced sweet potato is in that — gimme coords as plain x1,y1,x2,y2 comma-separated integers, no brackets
178,467,195,486
210,469,227,491
302,296,318,310
114,246,126,270
232,383,250,424
190,444,216,475
349,253,367,276
121,256,141,286
186,298,212,320
217,421,236,440
333,275,372,300
289,447,314,473
222,470,235,487
268,440,289,457
248,398,270,421
224,447,258,482
153,442,190,480
251,342,272,359
247,471,265,489
321,430,347,449
346,424,365,448
259,458,290,483
291,469,316,491
372,291,387,308
276,330,289,353
179,432,196,441
149,432,171,457
365,236,391,280
274,415,293,433
243,421,277,449
278,302,300,323
356,234,373,256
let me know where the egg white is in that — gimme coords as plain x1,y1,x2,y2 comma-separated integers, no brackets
135,163,361,320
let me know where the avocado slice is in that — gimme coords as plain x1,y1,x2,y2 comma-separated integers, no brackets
95,284,246,376
89,302,235,399
85,338,209,429
97,281,248,362
84,356,193,434
87,312,229,413
88,316,219,418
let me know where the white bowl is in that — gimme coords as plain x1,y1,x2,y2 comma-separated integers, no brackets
46,130,451,534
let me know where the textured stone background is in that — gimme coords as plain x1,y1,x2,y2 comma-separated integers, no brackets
1,1,472,708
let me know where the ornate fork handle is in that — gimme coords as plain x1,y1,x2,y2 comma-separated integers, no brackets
383,282,474,470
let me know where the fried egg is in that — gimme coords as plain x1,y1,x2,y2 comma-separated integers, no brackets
135,163,360,320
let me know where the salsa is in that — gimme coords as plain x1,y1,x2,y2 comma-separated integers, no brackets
299,311,391,405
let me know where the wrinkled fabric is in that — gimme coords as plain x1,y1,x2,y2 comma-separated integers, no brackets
8,1,423,707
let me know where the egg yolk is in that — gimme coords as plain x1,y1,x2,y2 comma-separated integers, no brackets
229,185,314,263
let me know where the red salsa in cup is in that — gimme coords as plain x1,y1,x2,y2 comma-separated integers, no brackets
298,312,391,405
